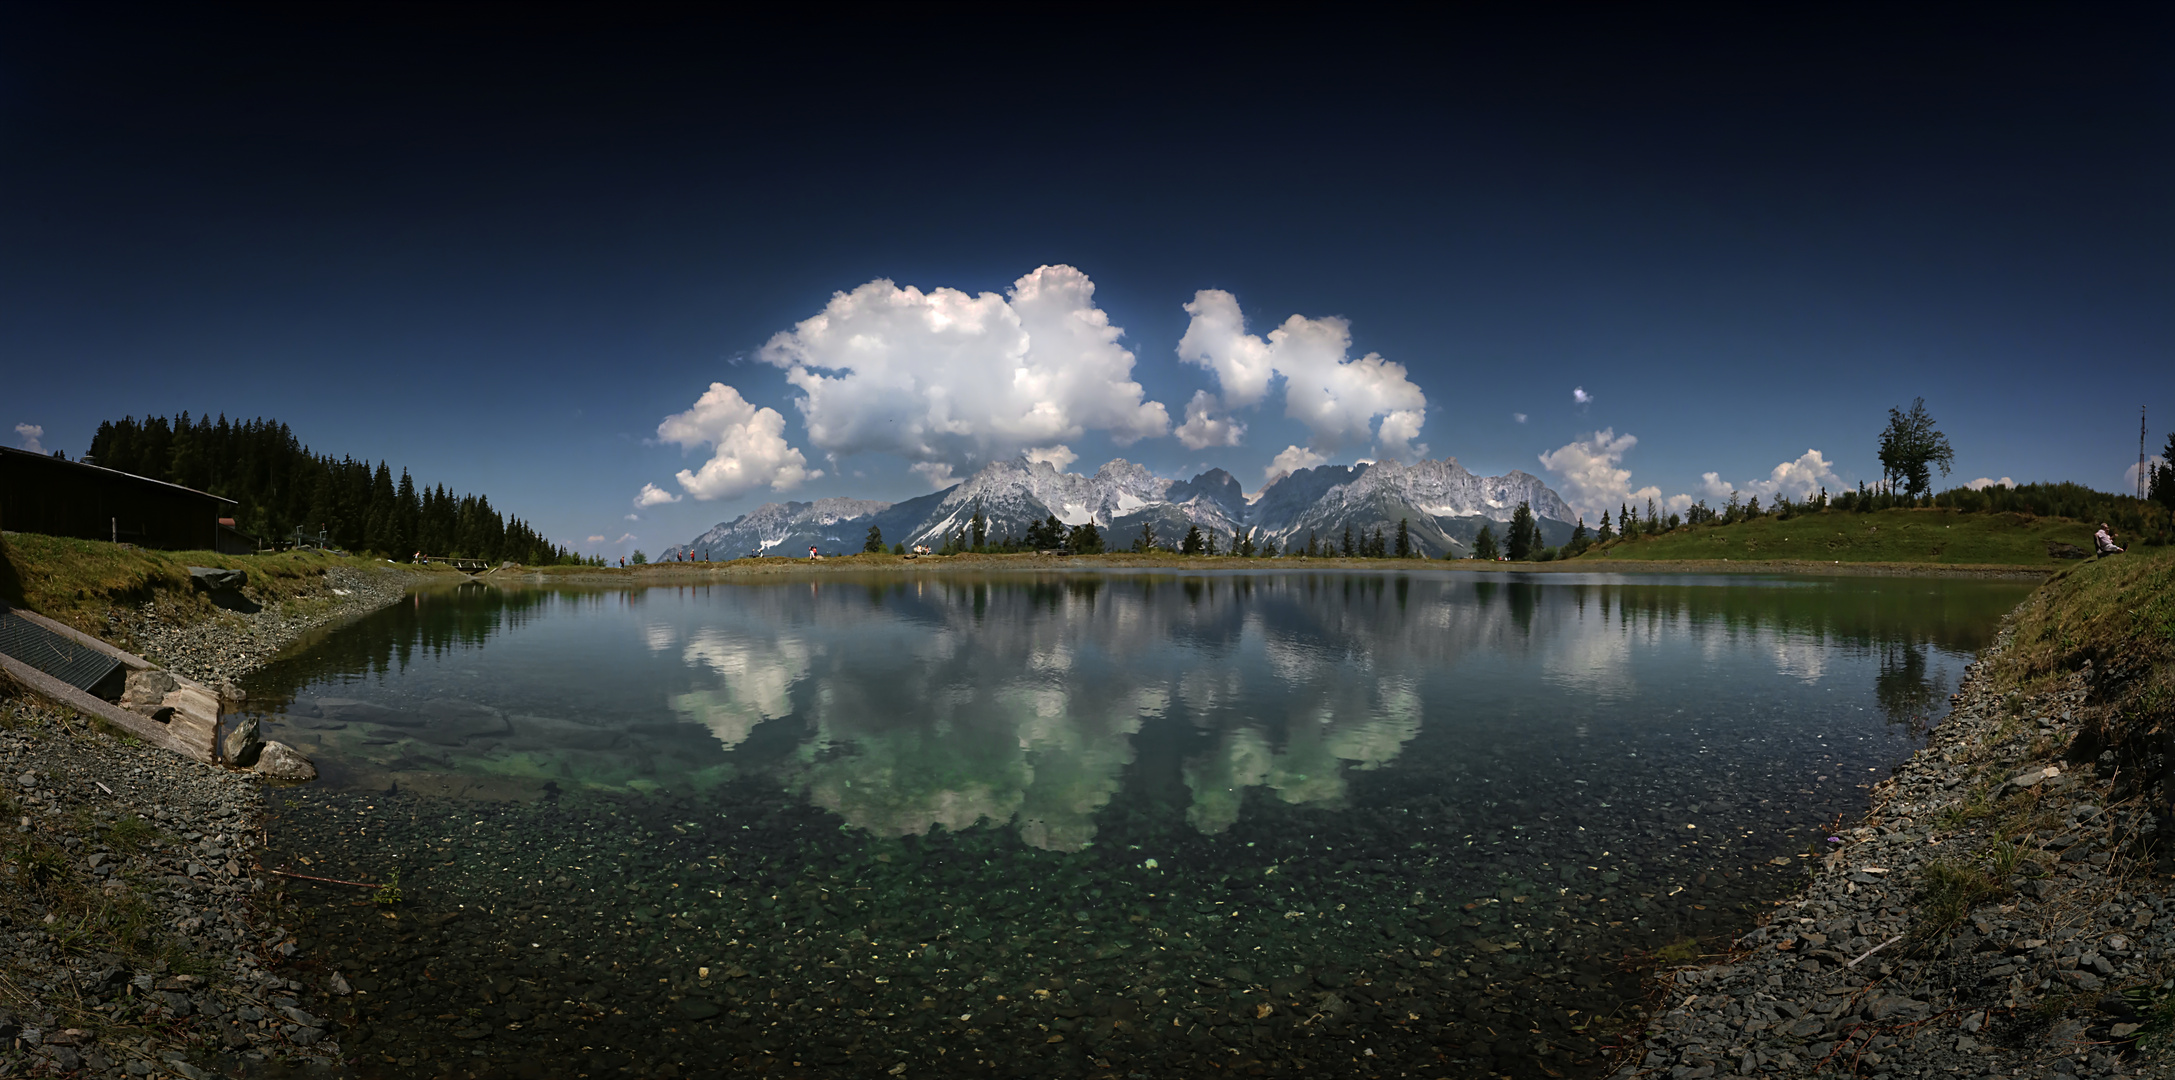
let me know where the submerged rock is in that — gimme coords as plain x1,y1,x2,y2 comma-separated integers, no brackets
253,741,317,780
222,714,264,766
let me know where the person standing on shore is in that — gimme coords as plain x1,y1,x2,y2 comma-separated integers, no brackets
2094,523,2124,557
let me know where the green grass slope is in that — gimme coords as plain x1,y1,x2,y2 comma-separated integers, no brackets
0,531,424,649
1573,508,2109,567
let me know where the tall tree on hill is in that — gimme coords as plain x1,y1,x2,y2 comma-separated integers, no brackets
1472,524,1499,560
1878,397,1956,498
1394,518,1411,558
1507,501,1537,561
2152,431,2175,510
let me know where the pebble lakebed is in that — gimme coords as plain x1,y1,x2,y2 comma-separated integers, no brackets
2,563,413,1080
10,568,2167,1080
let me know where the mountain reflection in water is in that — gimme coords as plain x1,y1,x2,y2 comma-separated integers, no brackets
244,571,2026,852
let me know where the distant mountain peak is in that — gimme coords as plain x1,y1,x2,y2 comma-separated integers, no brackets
668,453,1577,559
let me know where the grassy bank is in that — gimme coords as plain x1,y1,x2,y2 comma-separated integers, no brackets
0,531,447,650
1994,544,2175,773
1572,506,2104,568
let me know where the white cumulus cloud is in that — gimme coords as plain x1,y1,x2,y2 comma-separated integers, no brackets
1176,290,1427,460
635,482,681,508
1263,445,1328,487
14,423,44,454
910,461,958,489
1174,391,1247,450
2123,456,2167,495
1512,412,1527,424
1701,449,1843,503
1572,387,1592,405
655,383,815,501
1537,429,1664,520
1965,476,2015,491
756,265,1169,476
1025,445,1078,471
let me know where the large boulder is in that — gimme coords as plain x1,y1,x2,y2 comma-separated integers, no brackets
186,566,247,589
221,716,264,767
252,741,317,781
119,669,178,718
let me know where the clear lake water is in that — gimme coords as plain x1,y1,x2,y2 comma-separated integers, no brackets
238,568,2033,1079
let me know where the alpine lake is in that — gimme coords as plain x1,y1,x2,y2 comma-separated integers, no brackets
237,568,2034,1080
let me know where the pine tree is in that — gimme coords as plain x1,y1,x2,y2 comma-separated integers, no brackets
1340,525,1355,558
1305,531,1318,558
1508,501,1537,561
1238,530,1256,557
970,507,987,550
1181,524,1205,555
1598,509,1613,543
864,525,885,553
1568,516,1588,554
1133,520,1159,553
1394,518,1411,558
1067,521,1104,554
1472,524,1499,561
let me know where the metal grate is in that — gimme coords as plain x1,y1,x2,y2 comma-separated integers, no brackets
0,610,127,698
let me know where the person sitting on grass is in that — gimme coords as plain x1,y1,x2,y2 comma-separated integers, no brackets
2094,523,2124,557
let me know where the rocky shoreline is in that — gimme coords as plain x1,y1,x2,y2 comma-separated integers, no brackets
2,564,417,1079
1620,625,2173,1079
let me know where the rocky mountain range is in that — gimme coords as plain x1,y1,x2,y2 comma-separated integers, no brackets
663,456,1578,560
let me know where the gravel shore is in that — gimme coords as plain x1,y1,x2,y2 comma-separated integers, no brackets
2,563,416,1079
1620,628,2174,1080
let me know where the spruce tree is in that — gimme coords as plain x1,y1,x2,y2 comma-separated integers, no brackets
1067,521,1103,554
970,507,987,549
1472,524,1499,560
1340,524,1355,558
1181,524,1205,555
1508,501,1536,561
864,525,885,553
1395,518,1411,558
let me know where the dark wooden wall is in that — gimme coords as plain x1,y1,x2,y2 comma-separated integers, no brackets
0,446,231,550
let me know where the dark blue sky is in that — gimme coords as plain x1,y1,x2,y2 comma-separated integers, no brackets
5,5,2169,553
